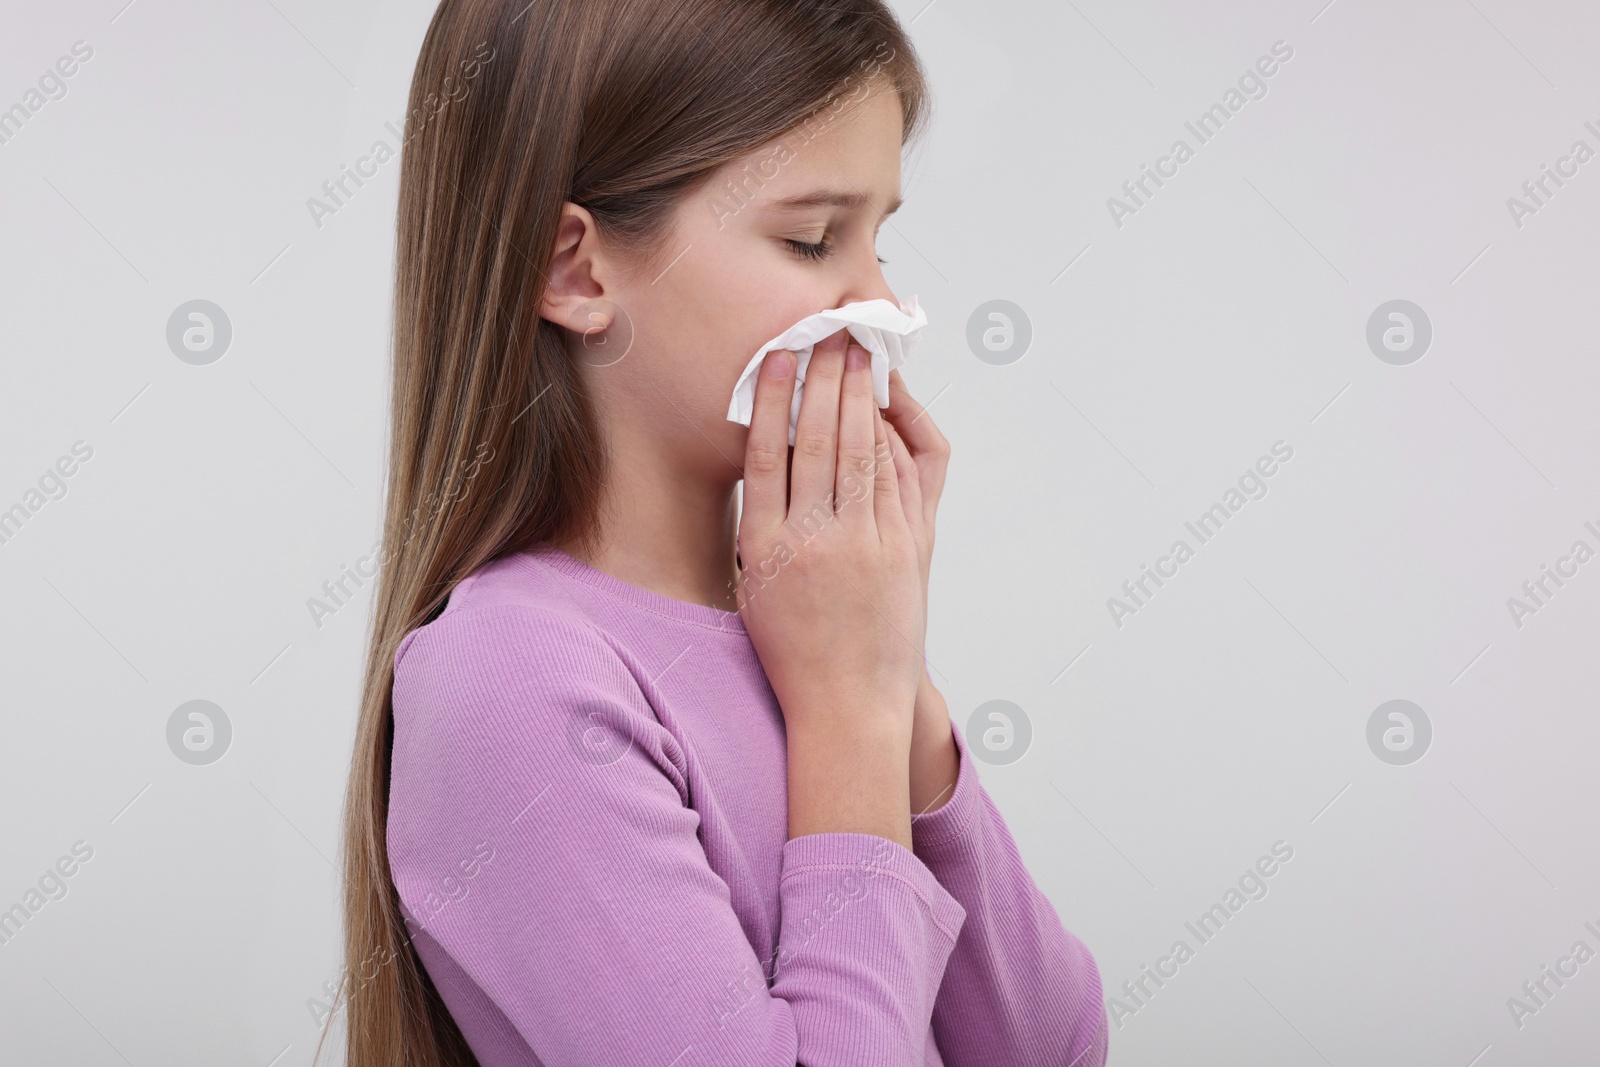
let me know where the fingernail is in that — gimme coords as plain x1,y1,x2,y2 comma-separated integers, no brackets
846,344,867,371
766,350,793,378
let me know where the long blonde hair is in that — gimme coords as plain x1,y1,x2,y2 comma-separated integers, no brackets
322,1,931,1063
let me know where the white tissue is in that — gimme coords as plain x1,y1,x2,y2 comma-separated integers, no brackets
726,296,928,447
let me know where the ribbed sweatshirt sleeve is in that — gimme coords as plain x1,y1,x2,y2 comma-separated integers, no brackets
909,722,1110,1066
386,605,969,1067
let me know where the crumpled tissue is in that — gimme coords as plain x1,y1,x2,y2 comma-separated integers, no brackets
726,296,927,447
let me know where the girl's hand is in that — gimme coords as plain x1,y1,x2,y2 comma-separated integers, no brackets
879,368,951,672
737,330,926,752
876,368,960,816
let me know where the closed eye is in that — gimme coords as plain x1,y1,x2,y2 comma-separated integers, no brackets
785,238,887,264
785,238,832,261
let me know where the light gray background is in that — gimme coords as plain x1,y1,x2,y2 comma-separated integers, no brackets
2,1,1596,1064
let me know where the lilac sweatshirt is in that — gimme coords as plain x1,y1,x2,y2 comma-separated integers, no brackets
386,543,1108,1066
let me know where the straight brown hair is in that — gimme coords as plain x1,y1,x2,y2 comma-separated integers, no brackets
318,1,931,1064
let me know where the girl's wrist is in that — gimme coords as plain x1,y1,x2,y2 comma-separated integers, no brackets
909,677,958,816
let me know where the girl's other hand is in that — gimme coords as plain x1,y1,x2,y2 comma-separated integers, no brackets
880,367,949,668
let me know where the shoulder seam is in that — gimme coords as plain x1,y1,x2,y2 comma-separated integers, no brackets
393,601,619,674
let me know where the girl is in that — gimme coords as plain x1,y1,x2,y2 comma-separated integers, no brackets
328,1,1108,1064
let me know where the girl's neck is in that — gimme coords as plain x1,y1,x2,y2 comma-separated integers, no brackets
552,479,742,615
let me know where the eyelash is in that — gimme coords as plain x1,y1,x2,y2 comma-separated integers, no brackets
785,238,888,265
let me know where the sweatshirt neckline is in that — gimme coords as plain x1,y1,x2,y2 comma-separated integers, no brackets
525,542,747,634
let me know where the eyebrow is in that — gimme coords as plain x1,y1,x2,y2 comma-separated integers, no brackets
765,189,904,216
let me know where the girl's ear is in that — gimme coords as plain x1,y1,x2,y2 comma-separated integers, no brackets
539,202,609,331
568,297,634,368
